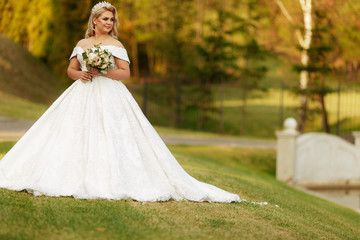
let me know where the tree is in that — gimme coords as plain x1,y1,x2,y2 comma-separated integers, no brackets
0,0,92,83
48,0,92,82
334,0,360,82
307,5,341,132
238,0,268,135
276,0,313,132
194,8,242,130
294,8,334,133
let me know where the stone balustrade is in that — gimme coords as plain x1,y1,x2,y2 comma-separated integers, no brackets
276,118,360,188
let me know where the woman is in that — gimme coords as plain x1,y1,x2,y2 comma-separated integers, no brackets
0,2,241,202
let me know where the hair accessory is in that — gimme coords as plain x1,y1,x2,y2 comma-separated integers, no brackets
91,1,112,14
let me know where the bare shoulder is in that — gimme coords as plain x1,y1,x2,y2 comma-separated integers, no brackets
109,39,125,48
76,38,89,48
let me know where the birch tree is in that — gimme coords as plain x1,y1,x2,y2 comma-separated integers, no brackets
276,0,312,132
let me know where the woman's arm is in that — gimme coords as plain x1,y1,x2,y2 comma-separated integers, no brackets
67,57,93,82
99,58,130,80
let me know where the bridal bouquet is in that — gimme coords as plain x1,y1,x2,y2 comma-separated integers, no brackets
82,44,113,75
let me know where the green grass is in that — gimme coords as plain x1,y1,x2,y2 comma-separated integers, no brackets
0,142,359,239
128,82,360,138
213,88,360,136
0,34,63,104
154,125,274,142
0,91,48,120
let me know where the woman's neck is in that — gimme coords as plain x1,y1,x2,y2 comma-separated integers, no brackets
92,34,109,42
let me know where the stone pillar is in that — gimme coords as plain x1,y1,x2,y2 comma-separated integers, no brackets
275,118,299,183
352,131,360,149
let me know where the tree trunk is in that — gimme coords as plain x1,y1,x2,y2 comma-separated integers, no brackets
195,0,204,43
143,75,148,116
277,0,312,132
298,94,308,132
129,2,139,81
241,63,248,136
298,0,312,132
219,78,224,134
241,83,247,136
131,36,140,81
319,93,330,133
197,79,211,129
320,74,330,133
176,76,182,127
146,42,154,77
298,50,310,132
170,73,176,128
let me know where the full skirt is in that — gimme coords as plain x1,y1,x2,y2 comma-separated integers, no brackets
0,77,241,202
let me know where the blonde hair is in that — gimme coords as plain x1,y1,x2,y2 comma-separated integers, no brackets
85,5,119,39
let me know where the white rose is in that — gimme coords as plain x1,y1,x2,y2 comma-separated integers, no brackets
88,53,97,62
100,62,109,69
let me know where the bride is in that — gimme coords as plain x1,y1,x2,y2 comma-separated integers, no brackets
0,2,241,203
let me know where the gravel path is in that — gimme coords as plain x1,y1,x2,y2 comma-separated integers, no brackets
0,116,35,141
0,116,276,148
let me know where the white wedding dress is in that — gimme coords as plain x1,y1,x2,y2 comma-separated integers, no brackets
0,45,241,202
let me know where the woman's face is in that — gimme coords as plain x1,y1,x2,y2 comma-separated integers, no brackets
94,10,115,34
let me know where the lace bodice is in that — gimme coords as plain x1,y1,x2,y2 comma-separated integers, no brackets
69,45,130,71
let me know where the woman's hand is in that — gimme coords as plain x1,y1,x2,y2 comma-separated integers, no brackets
88,69,102,77
67,55,130,82
79,71,93,83
68,58,97,82
80,69,103,83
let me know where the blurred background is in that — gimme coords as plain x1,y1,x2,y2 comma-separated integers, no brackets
0,0,359,139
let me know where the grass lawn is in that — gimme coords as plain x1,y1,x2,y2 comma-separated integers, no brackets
0,142,359,240
128,82,360,138
0,91,48,120
0,34,62,105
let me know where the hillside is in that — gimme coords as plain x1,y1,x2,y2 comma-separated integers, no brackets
0,143,359,239
0,33,63,104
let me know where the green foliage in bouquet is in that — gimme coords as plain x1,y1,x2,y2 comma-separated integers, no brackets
82,44,113,74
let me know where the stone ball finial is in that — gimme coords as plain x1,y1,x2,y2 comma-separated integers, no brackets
284,118,297,133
